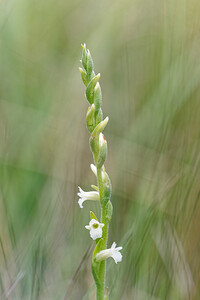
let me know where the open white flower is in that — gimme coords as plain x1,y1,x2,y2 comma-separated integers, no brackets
77,187,100,208
95,242,123,264
85,219,104,240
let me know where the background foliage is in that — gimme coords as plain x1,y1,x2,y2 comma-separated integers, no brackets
0,0,200,299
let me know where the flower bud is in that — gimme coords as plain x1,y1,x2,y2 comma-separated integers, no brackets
94,82,102,115
86,73,100,105
96,133,107,168
95,108,103,126
90,117,109,154
81,43,87,71
102,170,112,206
86,104,95,133
86,49,94,79
79,67,89,86
105,200,113,222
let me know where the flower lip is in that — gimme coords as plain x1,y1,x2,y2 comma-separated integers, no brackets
85,219,104,240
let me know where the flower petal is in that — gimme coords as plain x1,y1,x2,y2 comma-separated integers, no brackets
111,251,122,264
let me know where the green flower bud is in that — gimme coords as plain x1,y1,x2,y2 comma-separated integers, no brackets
81,43,87,71
79,67,89,86
95,108,103,126
96,133,107,168
90,117,109,154
102,170,112,206
94,82,102,116
86,73,100,105
86,49,94,79
105,201,113,222
86,104,96,133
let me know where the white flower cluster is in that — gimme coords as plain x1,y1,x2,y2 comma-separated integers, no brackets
77,165,123,264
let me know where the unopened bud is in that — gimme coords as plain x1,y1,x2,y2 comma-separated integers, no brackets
81,43,87,71
96,133,107,168
86,49,94,79
102,170,112,206
86,73,100,105
105,201,113,222
86,104,95,132
79,67,89,86
90,117,109,154
94,82,102,114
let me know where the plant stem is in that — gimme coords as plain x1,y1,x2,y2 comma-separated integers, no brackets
96,167,109,300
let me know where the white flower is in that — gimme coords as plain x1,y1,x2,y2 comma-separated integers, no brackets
77,187,100,208
85,219,104,240
95,242,123,264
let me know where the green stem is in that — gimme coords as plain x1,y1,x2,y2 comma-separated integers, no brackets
96,167,109,300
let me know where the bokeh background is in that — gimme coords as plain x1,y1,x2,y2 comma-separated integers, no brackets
0,0,200,299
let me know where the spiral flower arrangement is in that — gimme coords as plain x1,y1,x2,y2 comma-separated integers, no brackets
78,44,122,300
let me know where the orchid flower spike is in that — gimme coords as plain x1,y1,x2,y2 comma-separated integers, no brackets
85,219,104,240
95,242,123,264
77,187,100,208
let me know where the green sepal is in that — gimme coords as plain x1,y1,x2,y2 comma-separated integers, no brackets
81,43,87,71
86,104,95,132
94,82,102,115
86,49,94,79
86,74,100,105
79,67,89,86
105,201,113,222
90,211,98,221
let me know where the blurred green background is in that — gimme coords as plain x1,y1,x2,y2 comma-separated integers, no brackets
0,0,200,299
